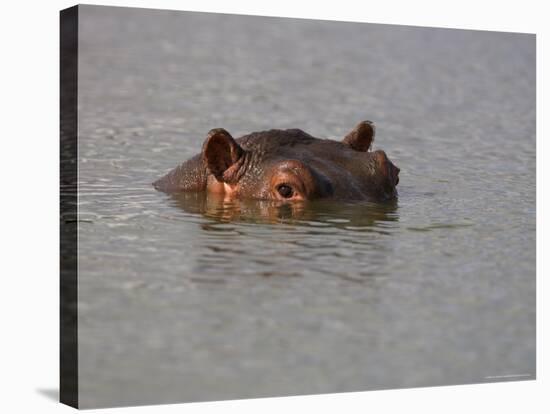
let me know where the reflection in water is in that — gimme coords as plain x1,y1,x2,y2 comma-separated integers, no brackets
169,191,399,229
167,192,400,283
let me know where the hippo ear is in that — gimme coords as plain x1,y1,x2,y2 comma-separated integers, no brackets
342,120,375,152
202,128,246,183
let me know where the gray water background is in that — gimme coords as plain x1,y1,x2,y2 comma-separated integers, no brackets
76,5,536,408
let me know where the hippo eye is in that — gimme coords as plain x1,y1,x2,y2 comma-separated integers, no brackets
277,184,294,198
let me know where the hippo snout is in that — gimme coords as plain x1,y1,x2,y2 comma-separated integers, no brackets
373,150,400,187
391,163,400,186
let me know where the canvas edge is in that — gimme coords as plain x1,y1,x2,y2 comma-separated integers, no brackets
60,4,79,409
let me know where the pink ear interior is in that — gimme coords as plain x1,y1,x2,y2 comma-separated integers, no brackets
202,128,244,182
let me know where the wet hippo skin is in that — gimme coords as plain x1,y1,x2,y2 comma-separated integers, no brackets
153,121,400,201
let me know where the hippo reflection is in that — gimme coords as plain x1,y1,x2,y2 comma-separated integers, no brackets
168,191,398,228
154,121,400,201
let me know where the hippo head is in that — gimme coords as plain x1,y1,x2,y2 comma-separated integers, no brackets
154,121,400,202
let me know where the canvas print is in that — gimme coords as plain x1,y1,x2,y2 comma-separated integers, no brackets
60,5,536,409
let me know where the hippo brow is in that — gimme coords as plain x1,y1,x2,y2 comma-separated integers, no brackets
237,129,316,150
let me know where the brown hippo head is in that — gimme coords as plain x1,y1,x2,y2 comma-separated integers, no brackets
153,121,400,202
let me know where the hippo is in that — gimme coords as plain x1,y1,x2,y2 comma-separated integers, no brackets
153,121,400,202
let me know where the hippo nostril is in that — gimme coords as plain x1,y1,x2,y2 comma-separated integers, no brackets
394,166,400,186
373,150,388,166
373,150,400,187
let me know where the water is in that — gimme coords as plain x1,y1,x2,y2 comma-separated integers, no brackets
75,6,535,408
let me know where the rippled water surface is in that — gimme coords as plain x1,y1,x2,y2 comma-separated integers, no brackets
75,6,535,408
